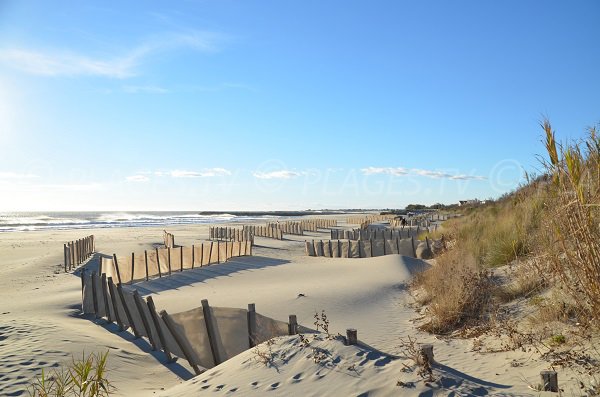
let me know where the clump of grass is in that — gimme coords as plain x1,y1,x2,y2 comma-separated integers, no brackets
414,248,493,334
541,120,600,327
550,334,566,345
28,351,112,397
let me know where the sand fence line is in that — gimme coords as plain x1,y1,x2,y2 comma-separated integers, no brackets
242,225,283,240
209,227,255,243
330,226,439,241
100,240,253,285
64,235,95,272
163,230,175,248
305,237,418,259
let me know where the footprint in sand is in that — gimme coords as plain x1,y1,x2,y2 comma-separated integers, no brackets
250,381,259,388
269,382,280,390
289,372,304,384
228,387,238,392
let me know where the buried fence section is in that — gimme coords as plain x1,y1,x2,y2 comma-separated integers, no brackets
80,277,305,373
210,227,254,243
243,225,283,240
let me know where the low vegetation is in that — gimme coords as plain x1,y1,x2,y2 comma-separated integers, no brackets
28,351,112,397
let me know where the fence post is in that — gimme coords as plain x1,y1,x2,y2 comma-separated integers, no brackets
130,252,135,284
91,272,99,318
133,290,154,350
288,315,298,335
101,273,112,323
540,371,558,392
144,250,149,281
113,254,122,285
146,296,174,363
107,277,124,331
64,244,68,272
420,344,434,363
346,329,357,345
247,303,257,348
117,284,140,338
201,299,221,366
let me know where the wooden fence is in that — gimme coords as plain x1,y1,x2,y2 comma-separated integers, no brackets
81,275,312,374
243,225,283,240
163,230,175,248
100,240,253,285
346,215,397,224
64,235,95,272
267,222,304,236
209,227,254,243
300,219,337,231
331,228,421,240
305,237,417,258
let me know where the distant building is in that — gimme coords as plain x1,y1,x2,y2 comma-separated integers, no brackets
458,199,481,206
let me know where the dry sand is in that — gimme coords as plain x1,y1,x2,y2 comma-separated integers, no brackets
0,217,592,396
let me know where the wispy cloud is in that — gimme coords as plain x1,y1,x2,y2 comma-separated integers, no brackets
361,167,409,176
253,170,303,180
169,168,231,178
126,174,150,182
0,30,223,79
361,167,486,180
0,171,39,179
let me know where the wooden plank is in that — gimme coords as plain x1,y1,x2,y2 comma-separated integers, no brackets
160,309,203,375
156,248,162,278
107,277,124,331
180,246,183,272
167,247,172,276
146,296,174,363
247,303,257,348
201,299,221,365
133,290,155,350
91,272,99,318
288,315,298,335
131,252,135,284
64,244,68,272
101,273,112,323
113,254,122,285
191,244,195,269
144,250,149,281
117,283,140,338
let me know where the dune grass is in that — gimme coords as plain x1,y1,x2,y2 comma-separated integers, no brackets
28,351,112,397
415,119,600,332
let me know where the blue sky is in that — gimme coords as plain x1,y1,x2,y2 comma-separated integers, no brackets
0,1,598,211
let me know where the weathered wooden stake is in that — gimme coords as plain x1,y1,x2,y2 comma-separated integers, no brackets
346,328,358,345
247,303,257,347
201,299,221,366
146,296,173,362
540,370,558,392
420,344,434,363
107,277,124,331
288,315,298,335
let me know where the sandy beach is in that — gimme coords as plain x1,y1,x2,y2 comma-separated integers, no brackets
1,215,594,396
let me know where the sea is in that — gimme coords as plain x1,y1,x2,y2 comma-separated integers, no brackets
0,212,287,233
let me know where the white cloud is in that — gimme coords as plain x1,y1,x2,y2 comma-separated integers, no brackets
126,175,150,182
360,167,409,176
0,30,222,79
253,170,303,179
361,167,486,180
170,168,231,178
0,171,38,179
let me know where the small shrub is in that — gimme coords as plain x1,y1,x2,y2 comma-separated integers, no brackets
414,249,493,333
28,351,112,397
